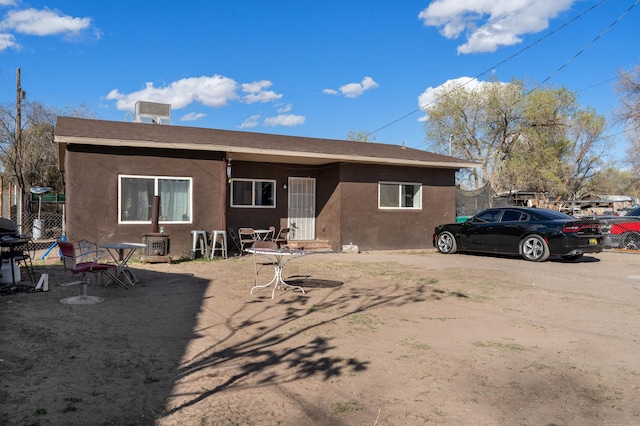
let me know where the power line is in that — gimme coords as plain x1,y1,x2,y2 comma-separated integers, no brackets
540,0,640,85
366,0,625,140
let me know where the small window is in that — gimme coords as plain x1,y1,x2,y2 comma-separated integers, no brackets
119,175,192,224
378,182,422,209
231,179,276,208
473,209,501,223
501,210,528,222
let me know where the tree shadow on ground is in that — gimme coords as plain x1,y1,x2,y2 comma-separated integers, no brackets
160,268,451,420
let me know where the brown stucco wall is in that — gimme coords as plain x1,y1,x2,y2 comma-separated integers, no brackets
225,161,341,243
337,163,456,251
64,145,457,257
225,161,456,252
64,144,226,257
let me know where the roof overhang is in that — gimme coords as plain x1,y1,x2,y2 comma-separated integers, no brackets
55,135,481,170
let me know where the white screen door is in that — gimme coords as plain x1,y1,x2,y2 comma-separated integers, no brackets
287,177,315,240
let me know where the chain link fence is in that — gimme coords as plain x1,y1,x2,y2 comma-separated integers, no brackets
20,211,64,239
600,218,640,251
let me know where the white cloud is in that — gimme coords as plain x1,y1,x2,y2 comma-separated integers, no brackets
418,0,575,54
277,104,292,113
0,33,17,51
339,76,379,98
180,112,206,122
106,75,239,111
325,76,379,98
107,75,300,128
264,114,306,127
0,0,17,6
3,8,92,36
241,80,283,104
239,115,260,129
417,77,486,121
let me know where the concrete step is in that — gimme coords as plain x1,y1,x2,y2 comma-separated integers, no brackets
286,240,332,252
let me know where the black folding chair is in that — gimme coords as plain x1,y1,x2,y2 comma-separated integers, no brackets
227,228,242,255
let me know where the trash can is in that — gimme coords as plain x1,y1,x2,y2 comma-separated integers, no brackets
33,219,43,240
0,259,21,284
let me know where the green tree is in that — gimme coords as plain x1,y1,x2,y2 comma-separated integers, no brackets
424,78,524,189
424,80,607,198
586,167,639,199
498,89,607,199
347,130,377,142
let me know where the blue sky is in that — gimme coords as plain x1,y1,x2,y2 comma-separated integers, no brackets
0,0,638,159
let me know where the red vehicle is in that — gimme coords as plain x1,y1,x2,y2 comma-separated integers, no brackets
600,208,640,249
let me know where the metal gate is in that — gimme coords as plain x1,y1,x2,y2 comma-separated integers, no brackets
287,177,315,240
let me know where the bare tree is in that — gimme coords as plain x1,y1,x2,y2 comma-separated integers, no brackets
615,65,640,180
0,101,95,193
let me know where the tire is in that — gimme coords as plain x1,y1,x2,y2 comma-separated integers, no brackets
521,235,550,262
621,232,640,250
436,231,457,254
561,253,584,261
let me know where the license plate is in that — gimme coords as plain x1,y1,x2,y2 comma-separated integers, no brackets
589,238,597,245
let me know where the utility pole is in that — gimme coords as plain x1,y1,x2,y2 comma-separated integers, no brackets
15,68,25,228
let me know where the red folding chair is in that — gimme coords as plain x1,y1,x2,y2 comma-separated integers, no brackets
57,239,124,304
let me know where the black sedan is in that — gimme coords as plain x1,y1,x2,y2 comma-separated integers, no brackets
433,207,603,262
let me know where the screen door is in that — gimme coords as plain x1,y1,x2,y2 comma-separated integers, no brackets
287,177,315,240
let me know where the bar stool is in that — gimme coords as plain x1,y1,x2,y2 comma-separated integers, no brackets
191,230,208,259
210,230,227,259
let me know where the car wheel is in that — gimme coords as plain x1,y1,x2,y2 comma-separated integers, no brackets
561,253,584,261
521,235,550,262
621,232,640,250
436,231,457,254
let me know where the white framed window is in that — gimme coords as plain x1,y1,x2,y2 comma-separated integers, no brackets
378,181,422,209
118,175,192,224
231,179,276,208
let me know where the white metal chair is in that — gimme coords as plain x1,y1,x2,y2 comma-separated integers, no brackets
238,228,257,255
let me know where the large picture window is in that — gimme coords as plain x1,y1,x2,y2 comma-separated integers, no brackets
378,182,422,209
119,175,192,223
231,179,275,208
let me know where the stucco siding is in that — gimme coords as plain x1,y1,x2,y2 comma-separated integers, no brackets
65,145,226,257
338,163,456,250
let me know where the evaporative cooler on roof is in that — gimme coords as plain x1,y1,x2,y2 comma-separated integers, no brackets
135,101,172,125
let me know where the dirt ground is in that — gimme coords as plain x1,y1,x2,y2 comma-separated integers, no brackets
1,248,640,425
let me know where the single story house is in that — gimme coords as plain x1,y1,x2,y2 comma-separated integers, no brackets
55,116,477,257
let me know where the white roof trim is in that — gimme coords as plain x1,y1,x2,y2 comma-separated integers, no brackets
55,135,481,169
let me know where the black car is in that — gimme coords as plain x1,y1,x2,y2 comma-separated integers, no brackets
433,207,603,262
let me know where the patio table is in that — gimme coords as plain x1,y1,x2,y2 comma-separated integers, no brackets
100,242,146,287
254,229,271,241
245,247,309,298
